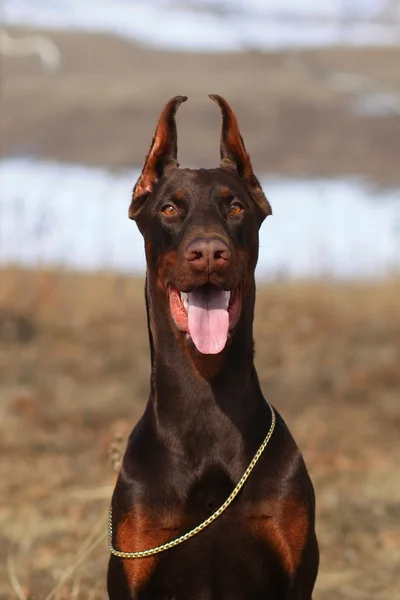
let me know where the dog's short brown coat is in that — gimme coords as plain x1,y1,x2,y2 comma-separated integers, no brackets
107,96,319,599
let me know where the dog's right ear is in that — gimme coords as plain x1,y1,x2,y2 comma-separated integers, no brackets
129,95,187,220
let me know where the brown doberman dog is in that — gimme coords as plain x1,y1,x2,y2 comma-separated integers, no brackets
107,95,319,599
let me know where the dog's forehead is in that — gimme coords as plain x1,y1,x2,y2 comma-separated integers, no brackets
159,167,247,198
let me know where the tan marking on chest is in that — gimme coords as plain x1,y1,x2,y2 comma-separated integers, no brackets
248,497,309,576
116,507,180,592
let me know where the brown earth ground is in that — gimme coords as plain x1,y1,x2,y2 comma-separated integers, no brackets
1,28,400,184
0,268,399,599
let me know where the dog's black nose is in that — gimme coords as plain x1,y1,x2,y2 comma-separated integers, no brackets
185,236,231,273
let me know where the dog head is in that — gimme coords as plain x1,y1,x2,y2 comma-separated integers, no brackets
129,95,271,355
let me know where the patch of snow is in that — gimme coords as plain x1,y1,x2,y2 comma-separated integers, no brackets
1,158,399,278
3,0,400,51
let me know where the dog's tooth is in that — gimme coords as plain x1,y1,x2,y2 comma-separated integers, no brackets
180,292,189,311
224,291,231,308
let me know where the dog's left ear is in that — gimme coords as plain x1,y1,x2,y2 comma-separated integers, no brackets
129,95,187,220
209,94,271,221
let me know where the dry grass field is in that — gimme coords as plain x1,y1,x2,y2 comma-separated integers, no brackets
0,268,399,599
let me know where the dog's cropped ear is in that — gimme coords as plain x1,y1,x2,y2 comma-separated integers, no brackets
209,94,271,221
129,95,188,220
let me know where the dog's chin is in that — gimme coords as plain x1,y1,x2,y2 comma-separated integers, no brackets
168,283,242,355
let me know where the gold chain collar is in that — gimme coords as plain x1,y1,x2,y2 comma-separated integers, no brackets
108,401,276,559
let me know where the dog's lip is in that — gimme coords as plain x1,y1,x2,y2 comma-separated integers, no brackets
170,282,229,294
168,282,239,303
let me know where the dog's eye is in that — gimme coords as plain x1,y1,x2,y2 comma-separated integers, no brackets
161,204,177,217
229,202,244,216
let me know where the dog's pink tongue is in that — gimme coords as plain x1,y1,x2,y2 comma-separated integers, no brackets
188,287,229,354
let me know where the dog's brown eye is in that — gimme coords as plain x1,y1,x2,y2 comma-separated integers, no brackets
162,204,177,217
229,202,244,216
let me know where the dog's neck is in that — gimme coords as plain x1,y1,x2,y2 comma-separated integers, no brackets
144,276,264,434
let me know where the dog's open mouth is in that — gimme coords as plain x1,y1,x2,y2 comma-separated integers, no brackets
169,283,242,354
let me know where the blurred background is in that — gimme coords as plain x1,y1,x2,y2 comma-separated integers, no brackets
1,1,399,598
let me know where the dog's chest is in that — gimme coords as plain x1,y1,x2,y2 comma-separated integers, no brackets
116,505,284,600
